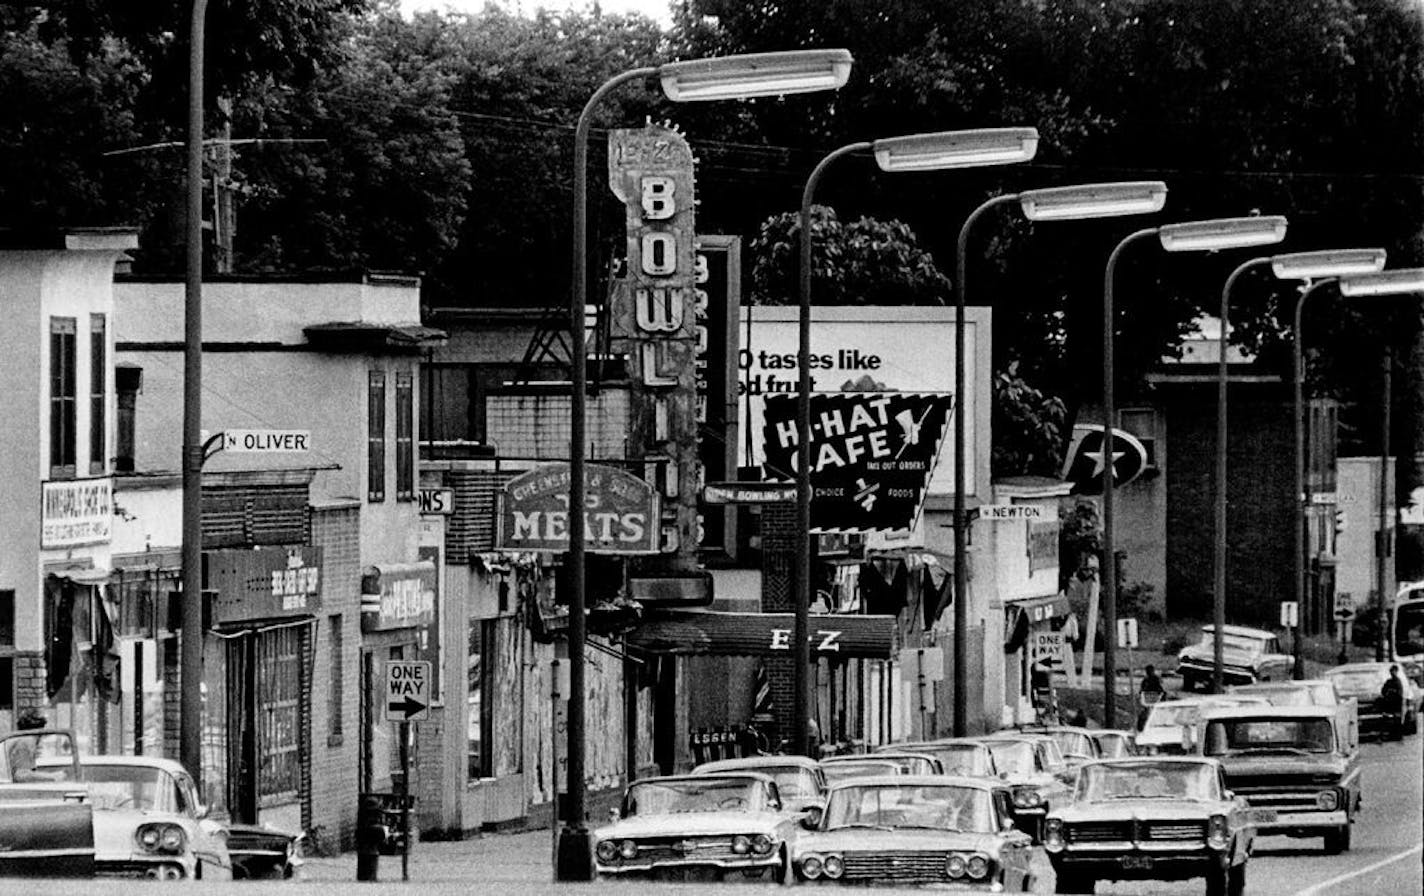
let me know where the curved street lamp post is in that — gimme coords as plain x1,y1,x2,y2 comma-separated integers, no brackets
954,181,1169,735
797,128,1041,755
562,49,853,881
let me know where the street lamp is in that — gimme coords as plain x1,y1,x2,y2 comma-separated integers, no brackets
562,48,852,881
796,127,1039,755
953,181,1168,736
1100,216,1286,713
1337,268,1424,663
1287,250,1388,662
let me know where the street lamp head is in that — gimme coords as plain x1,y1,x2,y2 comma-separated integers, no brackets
1338,267,1424,297
872,127,1038,172
1270,248,1386,281
1157,215,1288,252
659,49,853,102
1019,180,1167,221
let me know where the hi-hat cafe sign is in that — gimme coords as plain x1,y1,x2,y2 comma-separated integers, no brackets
761,392,954,534
496,463,661,554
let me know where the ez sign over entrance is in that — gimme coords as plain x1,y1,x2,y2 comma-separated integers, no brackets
384,660,431,722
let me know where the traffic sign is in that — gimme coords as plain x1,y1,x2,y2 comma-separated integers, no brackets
384,661,431,722
979,504,1045,521
1031,631,1066,668
899,647,945,683
1280,601,1300,628
1117,617,1139,650
1334,592,1355,622
222,429,311,453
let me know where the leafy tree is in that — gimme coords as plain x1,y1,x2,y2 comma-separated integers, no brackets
992,361,1067,478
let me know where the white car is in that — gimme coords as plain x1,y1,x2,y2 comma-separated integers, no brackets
1137,695,1270,755
1177,625,1294,691
38,754,232,880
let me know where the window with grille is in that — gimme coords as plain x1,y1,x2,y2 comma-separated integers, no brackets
328,614,343,744
368,370,386,502
50,317,77,475
256,625,307,806
90,314,106,474
395,371,414,500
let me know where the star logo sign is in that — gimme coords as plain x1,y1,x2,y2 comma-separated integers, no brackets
1084,442,1126,477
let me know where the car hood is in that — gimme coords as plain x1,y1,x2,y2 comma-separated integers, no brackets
1052,800,1224,823
797,827,1003,856
594,811,783,840
1180,646,1259,667
1213,754,1344,777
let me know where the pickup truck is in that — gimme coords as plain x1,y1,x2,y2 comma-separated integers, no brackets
0,728,94,877
1194,704,1361,854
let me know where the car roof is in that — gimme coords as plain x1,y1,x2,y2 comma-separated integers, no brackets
1152,694,1270,708
1201,624,1277,638
1080,756,1221,771
826,774,1002,792
1200,704,1338,719
693,756,820,773
828,751,936,764
635,772,776,786
35,754,188,775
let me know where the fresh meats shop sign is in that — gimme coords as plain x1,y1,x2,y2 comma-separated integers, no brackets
41,477,113,548
497,463,661,554
762,393,953,534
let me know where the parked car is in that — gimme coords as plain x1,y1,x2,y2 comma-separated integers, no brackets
0,728,93,877
1324,661,1420,740
1089,729,1138,759
1019,725,1101,768
874,739,999,778
969,734,1073,841
1196,704,1361,854
1042,757,1254,896
36,753,234,880
826,752,940,777
819,758,905,785
1137,695,1270,755
1177,624,1294,691
791,775,1035,889
690,755,826,812
593,773,798,881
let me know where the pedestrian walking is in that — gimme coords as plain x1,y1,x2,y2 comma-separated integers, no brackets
1137,664,1166,731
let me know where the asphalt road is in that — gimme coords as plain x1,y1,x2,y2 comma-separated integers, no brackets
9,735,1420,896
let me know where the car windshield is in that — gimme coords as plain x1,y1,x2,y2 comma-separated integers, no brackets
1052,731,1094,758
875,756,936,775
984,741,1035,775
823,761,901,783
1203,718,1335,755
1078,763,1220,802
1199,632,1266,654
823,784,995,833
622,778,760,816
926,744,992,776
1094,734,1133,758
716,765,818,799
1327,668,1390,696
71,764,177,812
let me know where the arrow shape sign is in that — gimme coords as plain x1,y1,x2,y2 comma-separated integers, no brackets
387,696,427,718
384,660,431,722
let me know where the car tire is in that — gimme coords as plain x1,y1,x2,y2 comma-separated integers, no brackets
1205,859,1230,896
1323,823,1352,855
1056,871,1095,893
773,847,791,886
1227,861,1247,896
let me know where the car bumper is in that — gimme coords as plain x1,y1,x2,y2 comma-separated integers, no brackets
94,857,197,880
597,855,780,875
1251,809,1347,831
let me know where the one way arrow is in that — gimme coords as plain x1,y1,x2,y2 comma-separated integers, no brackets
387,696,426,718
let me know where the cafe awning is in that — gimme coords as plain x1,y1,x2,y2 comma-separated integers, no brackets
626,610,898,660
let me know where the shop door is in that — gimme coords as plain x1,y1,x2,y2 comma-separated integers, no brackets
226,624,311,824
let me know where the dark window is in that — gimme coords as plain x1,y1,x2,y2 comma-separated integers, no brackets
328,614,343,743
395,371,414,500
50,317,77,475
115,366,141,474
368,370,386,502
467,619,493,780
90,314,106,474
0,590,13,646
0,658,12,712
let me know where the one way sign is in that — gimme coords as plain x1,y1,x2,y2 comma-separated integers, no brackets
384,660,431,722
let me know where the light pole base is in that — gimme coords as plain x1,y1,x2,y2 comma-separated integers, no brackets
555,826,596,881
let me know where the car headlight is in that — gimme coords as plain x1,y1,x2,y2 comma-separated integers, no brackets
1043,818,1065,853
135,823,186,855
137,826,161,851
822,855,844,879
966,854,990,880
1317,791,1339,811
1207,815,1230,850
946,853,967,878
619,839,638,859
595,840,619,863
751,834,775,855
1012,787,1043,809
731,835,751,855
802,855,823,879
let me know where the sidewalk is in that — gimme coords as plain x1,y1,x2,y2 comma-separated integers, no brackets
302,828,558,884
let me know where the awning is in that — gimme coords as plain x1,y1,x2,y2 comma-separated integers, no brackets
46,567,112,586
303,321,446,354
1005,593,1071,624
626,610,898,660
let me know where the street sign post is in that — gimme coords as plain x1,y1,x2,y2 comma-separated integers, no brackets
383,660,428,882
900,647,943,734
1280,601,1302,679
1280,601,1300,628
1334,593,1356,666
1117,617,1139,650
979,504,1045,521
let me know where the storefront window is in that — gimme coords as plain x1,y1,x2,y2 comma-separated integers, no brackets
467,620,491,780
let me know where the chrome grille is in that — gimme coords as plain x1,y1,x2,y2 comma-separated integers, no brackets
1242,793,1319,809
631,836,734,861
1068,822,1132,842
1144,822,1205,840
842,851,947,882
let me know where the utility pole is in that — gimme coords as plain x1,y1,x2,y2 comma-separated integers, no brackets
1377,347,1392,662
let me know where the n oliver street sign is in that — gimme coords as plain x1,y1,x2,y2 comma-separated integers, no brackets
760,392,954,534
221,429,311,453
496,462,661,554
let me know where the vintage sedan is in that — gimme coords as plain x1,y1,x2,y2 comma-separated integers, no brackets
1089,730,1138,759
792,775,1035,889
0,729,93,877
1177,624,1293,692
1042,757,1253,896
37,754,234,880
1325,661,1420,739
971,735,1073,842
691,755,827,812
593,773,798,881
875,739,999,778
826,752,941,777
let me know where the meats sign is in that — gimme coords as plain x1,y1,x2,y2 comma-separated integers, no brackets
496,463,661,554
761,392,953,534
